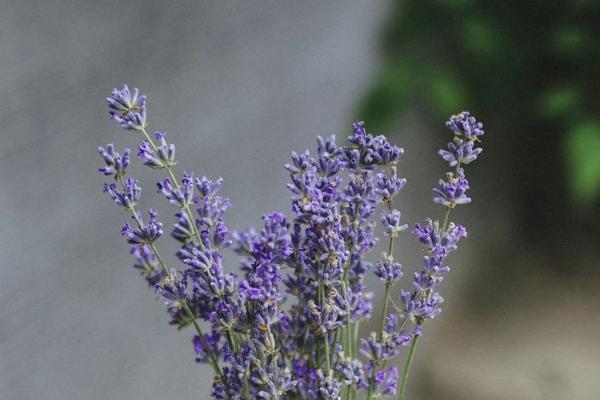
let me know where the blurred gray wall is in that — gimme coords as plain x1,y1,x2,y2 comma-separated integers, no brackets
0,1,392,399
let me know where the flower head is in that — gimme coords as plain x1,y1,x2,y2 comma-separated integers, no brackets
106,84,147,131
433,168,471,207
121,209,163,244
103,177,141,209
98,144,130,177
446,111,484,140
138,131,177,169
381,209,408,238
374,255,403,283
439,137,483,167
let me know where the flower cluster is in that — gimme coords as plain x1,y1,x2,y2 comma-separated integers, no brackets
106,84,147,131
98,85,484,400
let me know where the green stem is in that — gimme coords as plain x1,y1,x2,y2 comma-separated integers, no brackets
367,380,375,400
324,332,331,372
378,283,391,341
147,242,165,267
244,378,251,400
318,281,331,373
183,302,223,378
441,207,451,233
398,332,420,400
340,281,353,355
352,322,359,358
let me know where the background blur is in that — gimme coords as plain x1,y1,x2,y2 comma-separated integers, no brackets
1,1,599,399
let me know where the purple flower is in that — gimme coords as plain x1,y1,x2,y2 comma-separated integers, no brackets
121,209,163,244
98,144,130,176
212,220,230,248
433,168,471,207
348,122,405,167
138,131,177,169
378,365,398,395
335,351,364,386
251,212,293,265
384,313,398,334
194,177,230,229
359,331,407,363
400,289,444,324
349,289,373,322
374,255,403,283
103,177,141,209
413,218,467,256
131,245,163,285
317,370,342,400
171,210,195,244
439,138,483,167
375,169,406,202
157,171,194,208
316,135,344,176
156,268,189,314
446,111,484,139
307,297,343,335
193,331,221,363
381,209,408,238
106,84,147,131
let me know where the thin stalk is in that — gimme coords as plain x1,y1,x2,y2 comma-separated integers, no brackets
379,161,397,341
340,281,353,355
366,381,375,400
183,302,223,378
244,378,251,399
378,282,391,341
352,322,359,358
323,332,331,372
319,281,331,372
441,207,451,233
397,333,420,400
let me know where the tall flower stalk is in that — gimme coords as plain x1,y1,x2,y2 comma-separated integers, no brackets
98,85,484,399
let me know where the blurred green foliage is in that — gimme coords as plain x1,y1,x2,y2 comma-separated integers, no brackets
358,0,600,211
567,122,600,205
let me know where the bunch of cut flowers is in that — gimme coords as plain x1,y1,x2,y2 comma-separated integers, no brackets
98,84,484,400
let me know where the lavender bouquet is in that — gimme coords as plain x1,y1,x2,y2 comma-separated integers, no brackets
98,85,484,400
